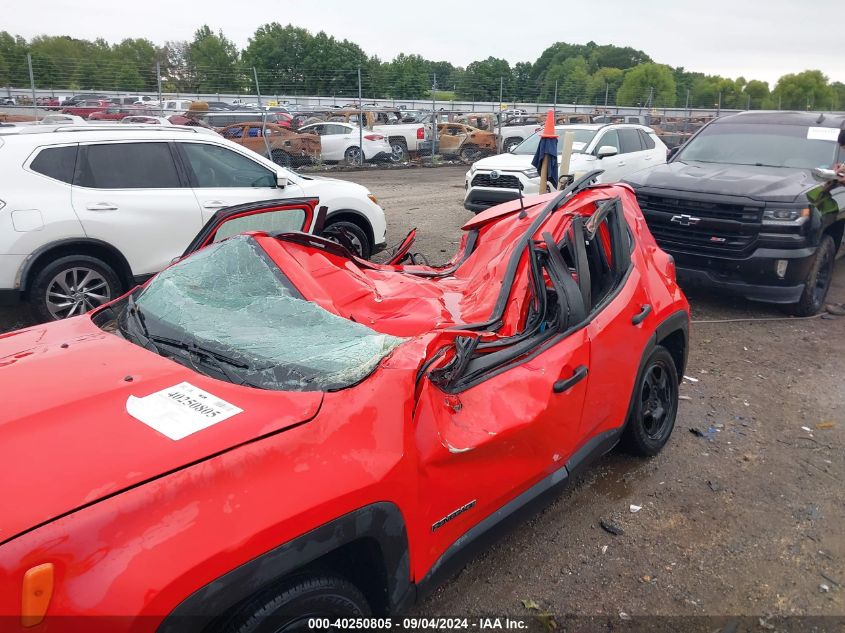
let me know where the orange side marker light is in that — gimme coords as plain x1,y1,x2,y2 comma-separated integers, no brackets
21,563,54,627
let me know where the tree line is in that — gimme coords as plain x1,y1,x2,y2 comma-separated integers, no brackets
1,25,843,110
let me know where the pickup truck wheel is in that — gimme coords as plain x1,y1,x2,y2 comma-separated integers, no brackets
29,255,122,322
621,345,678,456
344,146,363,166
270,150,292,168
788,234,836,317
503,137,522,153
388,139,409,163
322,220,371,259
216,574,371,633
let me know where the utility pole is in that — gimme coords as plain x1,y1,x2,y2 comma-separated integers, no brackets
717,91,722,115
27,53,37,119
746,93,751,110
156,61,163,114
553,79,558,116
604,82,609,108
499,76,504,153
431,73,437,156
252,67,263,108
358,67,364,165
253,68,272,161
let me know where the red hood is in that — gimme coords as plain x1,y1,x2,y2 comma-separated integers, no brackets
0,317,322,543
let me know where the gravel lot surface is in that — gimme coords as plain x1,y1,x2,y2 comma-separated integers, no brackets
2,165,843,625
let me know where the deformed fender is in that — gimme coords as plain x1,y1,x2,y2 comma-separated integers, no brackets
157,502,411,632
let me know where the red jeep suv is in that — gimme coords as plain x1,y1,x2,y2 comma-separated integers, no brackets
0,173,689,631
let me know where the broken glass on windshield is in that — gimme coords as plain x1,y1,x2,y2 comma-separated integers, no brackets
127,235,404,391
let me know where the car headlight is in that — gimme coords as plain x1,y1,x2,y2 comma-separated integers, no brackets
521,168,539,179
762,207,810,225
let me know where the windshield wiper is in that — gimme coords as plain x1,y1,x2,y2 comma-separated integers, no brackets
149,335,261,388
123,294,159,353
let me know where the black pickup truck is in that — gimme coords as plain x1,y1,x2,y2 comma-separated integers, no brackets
625,111,844,315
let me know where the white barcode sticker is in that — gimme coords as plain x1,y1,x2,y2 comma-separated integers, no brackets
127,381,243,440
807,127,839,142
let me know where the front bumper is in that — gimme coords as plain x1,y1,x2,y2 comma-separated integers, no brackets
671,245,817,304
464,188,522,213
463,170,542,213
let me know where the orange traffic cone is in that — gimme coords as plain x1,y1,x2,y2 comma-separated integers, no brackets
540,109,556,138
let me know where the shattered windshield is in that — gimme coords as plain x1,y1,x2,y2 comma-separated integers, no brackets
121,235,404,391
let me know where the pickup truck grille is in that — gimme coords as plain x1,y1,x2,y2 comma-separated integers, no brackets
472,173,522,190
636,192,763,257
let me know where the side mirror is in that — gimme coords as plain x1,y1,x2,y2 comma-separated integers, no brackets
811,167,839,182
597,145,619,159
276,174,288,188
667,146,682,160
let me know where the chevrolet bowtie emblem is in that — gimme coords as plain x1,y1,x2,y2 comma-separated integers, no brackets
670,214,701,226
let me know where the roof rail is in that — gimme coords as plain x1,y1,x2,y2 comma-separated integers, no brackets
47,124,200,134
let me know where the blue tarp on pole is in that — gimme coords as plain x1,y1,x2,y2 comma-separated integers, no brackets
531,135,559,189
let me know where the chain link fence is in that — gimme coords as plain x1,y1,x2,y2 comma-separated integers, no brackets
0,55,793,170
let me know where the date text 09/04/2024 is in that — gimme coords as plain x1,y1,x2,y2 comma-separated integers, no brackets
308,618,529,629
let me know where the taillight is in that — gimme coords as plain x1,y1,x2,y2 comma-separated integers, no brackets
416,127,425,140
364,134,384,141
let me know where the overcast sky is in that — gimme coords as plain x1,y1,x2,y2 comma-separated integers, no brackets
5,0,842,86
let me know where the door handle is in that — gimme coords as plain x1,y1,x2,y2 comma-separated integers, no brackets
86,202,118,211
202,200,227,209
632,304,652,325
617,161,626,166
553,365,588,394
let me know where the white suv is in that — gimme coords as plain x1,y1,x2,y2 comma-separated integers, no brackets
0,124,387,321
464,124,667,212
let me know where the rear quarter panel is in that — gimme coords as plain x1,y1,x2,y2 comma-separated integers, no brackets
1,143,84,269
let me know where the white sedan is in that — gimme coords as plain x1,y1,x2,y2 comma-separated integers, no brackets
299,122,392,165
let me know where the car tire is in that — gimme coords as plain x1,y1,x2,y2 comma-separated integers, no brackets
271,150,292,168
503,137,522,153
459,145,483,163
388,139,409,163
216,574,371,633
322,220,372,259
344,146,363,166
621,345,679,456
788,234,836,317
28,254,122,322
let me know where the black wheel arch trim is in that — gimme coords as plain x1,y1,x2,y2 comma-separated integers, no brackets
157,502,411,633
18,237,134,292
